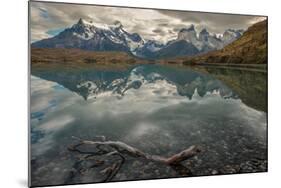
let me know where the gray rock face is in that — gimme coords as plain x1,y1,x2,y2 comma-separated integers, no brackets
221,29,244,45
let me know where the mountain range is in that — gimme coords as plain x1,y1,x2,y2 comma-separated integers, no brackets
31,18,244,59
179,20,267,65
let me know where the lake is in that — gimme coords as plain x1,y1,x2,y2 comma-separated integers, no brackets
30,64,267,186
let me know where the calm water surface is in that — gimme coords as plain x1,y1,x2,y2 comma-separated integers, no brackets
30,64,267,186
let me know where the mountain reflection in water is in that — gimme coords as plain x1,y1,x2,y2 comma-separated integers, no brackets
30,64,267,186
32,65,240,101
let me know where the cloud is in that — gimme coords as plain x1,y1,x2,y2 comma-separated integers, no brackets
157,10,266,34
30,1,266,43
46,28,65,36
30,76,80,117
39,115,75,132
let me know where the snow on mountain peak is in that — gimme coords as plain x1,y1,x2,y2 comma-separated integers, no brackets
177,24,203,49
76,18,95,27
222,29,244,45
144,40,164,52
113,20,123,28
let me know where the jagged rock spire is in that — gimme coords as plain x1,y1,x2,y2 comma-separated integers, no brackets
187,24,195,31
77,18,84,25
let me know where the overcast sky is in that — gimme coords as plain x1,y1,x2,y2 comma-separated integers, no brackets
30,1,266,43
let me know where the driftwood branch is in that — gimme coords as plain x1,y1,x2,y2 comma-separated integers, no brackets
67,136,202,182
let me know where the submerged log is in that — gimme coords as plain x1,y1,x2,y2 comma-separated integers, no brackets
70,136,201,165
68,136,202,182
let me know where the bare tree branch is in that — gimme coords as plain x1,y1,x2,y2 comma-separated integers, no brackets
67,136,202,182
